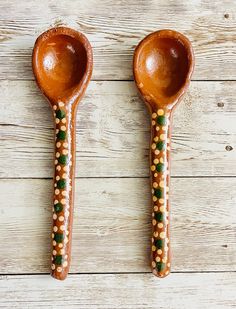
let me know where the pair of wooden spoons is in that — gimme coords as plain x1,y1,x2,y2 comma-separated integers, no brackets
32,27,194,280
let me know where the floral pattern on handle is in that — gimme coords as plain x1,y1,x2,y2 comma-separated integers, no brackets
51,101,76,280
150,108,171,278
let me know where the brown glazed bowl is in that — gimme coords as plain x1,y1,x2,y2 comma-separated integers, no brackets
32,27,93,280
133,29,194,278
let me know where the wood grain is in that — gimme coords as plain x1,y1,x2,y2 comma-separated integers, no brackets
0,273,235,309
0,80,235,178
0,0,235,80
0,178,235,274
0,0,235,304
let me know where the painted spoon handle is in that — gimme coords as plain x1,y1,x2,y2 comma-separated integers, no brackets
51,102,76,280
150,108,171,278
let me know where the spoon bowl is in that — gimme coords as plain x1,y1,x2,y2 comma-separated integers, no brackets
32,27,93,280
133,30,194,278
134,30,194,108
33,27,92,103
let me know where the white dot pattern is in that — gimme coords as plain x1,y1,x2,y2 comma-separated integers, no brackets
150,109,171,277
51,101,74,277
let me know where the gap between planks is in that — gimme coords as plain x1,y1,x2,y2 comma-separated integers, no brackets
0,80,235,178
1,176,236,180
1,270,236,277
0,79,236,82
1,178,235,274
0,0,235,81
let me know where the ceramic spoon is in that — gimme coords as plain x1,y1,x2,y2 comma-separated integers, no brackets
32,27,93,280
133,30,194,278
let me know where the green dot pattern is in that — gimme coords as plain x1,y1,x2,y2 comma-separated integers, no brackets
154,188,163,198
54,255,63,265
52,104,71,272
54,203,63,213
156,141,165,151
56,109,66,119
57,179,66,189
155,211,164,222
58,155,68,165
54,233,64,243
156,163,165,172
157,115,167,125
151,110,171,276
155,239,164,249
57,130,66,140
156,262,165,272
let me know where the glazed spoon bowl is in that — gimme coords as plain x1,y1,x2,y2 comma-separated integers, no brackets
32,27,93,280
133,30,194,278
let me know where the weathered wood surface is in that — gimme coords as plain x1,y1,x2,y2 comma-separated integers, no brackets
0,273,235,309
0,80,235,178
0,0,235,305
0,0,235,80
0,178,235,274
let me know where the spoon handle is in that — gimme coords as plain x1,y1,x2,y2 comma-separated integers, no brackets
51,102,76,280
150,108,171,278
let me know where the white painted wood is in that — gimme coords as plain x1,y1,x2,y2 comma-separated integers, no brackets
0,81,235,178
0,273,235,309
0,178,235,273
0,0,235,80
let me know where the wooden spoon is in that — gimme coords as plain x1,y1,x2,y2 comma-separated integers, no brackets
133,30,194,278
32,27,93,280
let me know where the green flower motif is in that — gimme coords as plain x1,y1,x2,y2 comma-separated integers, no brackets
155,211,164,222
57,179,66,189
54,233,64,243
58,155,68,165
157,116,167,125
156,141,165,151
154,188,163,198
56,109,66,120
57,130,66,140
54,203,63,213
155,239,164,249
54,255,63,265
156,163,165,172
156,262,165,272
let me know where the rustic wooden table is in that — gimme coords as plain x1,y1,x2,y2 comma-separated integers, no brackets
0,0,235,308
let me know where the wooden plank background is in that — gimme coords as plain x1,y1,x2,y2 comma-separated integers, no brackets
0,81,235,178
0,274,236,309
0,0,235,308
0,0,235,81
1,178,236,273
